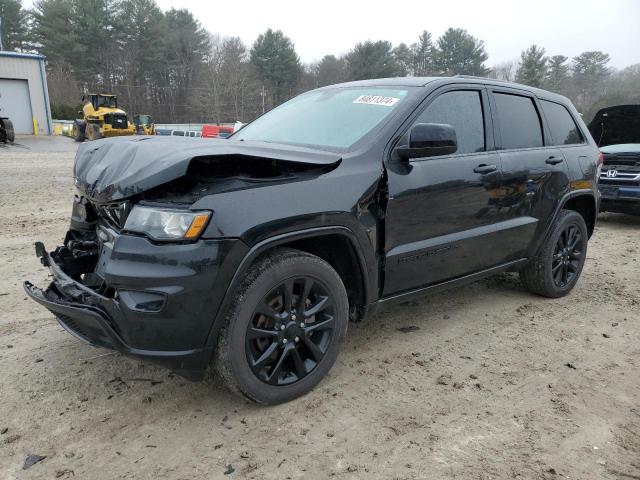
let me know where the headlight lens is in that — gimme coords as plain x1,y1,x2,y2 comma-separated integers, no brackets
123,206,211,240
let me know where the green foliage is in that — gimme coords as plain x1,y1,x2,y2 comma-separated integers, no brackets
344,40,401,81
0,0,27,50
582,62,638,121
51,103,82,120
573,51,610,79
433,28,489,76
29,0,76,65
545,55,569,94
316,55,345,87
411,30,435,76
516,45,547,87
392,43,412,77
28,0,209,122
250,29,302,106
572,51,611,112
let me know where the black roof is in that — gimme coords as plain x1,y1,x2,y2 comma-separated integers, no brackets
318,76,569,104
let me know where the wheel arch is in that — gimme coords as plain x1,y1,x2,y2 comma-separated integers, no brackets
204,226,372,351
561,191,597,238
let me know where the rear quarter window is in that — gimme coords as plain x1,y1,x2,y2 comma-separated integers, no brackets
493,93,543,150
540,100,584,145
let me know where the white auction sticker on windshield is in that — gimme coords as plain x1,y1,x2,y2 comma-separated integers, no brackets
353,95,400,107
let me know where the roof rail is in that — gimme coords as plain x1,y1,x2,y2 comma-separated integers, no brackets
454,74,511,83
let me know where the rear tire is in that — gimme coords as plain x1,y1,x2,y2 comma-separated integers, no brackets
1,119,14,143
213,248,349,404
73,120,86,142
520,210,588,298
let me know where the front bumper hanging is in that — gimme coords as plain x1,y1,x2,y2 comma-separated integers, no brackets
24,241,227,379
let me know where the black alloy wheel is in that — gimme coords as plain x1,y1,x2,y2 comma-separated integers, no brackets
520,209,589,298
246,276,335,386
551,224,584,288
213,248,349,404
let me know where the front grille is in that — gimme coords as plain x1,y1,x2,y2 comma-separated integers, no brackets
96,201,130,229
600,163,640,186
603,157,640,168
600,154,640,186
104,113,128,129
599,169,640,183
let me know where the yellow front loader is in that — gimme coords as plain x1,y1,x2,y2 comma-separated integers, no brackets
72,94,136,142
133,114,155,136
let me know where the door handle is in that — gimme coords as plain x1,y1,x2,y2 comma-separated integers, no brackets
473,164,498,174
546,156,564,165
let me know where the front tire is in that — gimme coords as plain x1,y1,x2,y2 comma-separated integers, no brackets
213,248,349,404
520,210,588,298
86,123,102,141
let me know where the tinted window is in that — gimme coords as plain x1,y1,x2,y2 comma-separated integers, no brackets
541,100,584,145
414,90,485,154
493,93,543,149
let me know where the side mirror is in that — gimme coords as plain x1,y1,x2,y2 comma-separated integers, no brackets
396,123,457,160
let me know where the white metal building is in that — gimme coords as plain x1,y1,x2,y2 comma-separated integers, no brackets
0,51,52,135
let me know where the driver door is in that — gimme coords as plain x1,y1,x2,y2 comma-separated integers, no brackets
383,86,504,296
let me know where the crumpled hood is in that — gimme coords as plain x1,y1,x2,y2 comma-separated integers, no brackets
588,104,640,147
73,136,341,203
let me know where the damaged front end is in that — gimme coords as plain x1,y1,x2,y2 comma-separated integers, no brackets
24,136,342,378
25,194,245,379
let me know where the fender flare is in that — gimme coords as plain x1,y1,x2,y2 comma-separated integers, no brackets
203,225,371,352
543,188,598,243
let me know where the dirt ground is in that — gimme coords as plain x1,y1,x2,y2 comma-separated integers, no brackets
1,136,639,480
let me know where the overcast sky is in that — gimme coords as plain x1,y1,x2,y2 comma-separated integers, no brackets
152,0,639,69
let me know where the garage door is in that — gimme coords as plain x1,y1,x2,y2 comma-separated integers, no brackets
0,79,33,134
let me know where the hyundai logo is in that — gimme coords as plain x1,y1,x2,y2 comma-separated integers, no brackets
606,169,618,178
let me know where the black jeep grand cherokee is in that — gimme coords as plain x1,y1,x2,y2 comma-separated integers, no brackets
26,77,600,404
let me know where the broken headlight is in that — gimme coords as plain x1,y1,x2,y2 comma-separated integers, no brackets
123,206,211,241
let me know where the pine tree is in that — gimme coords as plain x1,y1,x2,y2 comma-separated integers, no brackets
571,51,611,112
316,55,346,87
433,28,489,76
515,45,547,87
544,55,569,94
250,29,302,107
344,40,401,81
0,0,27,50
411,30,436,76
393,43,412,76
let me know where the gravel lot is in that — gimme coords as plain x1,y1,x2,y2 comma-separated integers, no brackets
1,136,639,480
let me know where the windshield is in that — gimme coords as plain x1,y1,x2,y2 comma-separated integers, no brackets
95,96,117,109
234,87,410,150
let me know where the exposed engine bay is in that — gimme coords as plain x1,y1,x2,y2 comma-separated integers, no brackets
141,155,338,203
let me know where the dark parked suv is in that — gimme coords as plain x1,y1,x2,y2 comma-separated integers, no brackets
25,77,600,404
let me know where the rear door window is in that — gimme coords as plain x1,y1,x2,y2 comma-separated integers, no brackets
413,90,485,154
540,100,584,145
493,93,543,149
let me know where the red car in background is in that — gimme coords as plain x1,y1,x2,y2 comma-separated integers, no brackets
202,124,234,138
